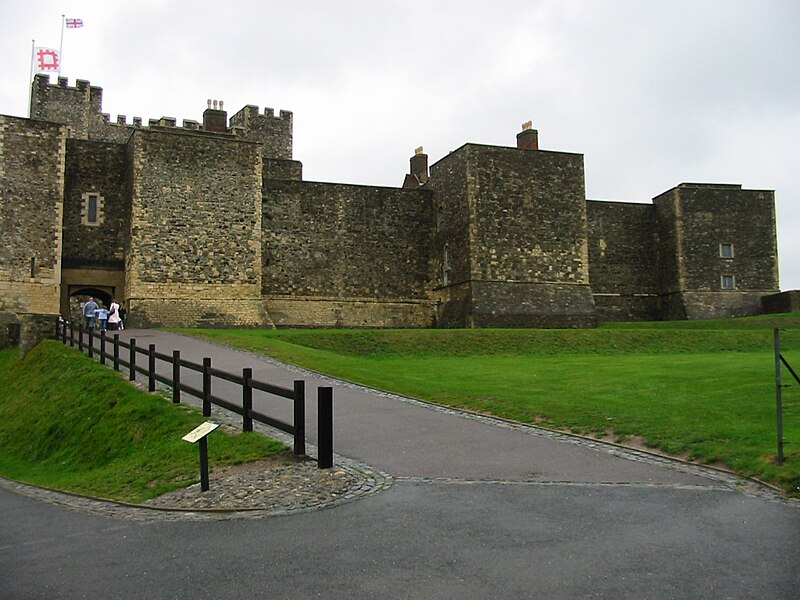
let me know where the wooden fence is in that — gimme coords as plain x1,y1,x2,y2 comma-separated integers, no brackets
55,319,334,468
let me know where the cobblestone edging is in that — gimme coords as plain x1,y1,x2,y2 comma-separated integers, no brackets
0,355,394,522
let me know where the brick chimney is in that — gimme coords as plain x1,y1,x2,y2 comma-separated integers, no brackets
516,121,538,150
403,146,430,188
203,99,227,133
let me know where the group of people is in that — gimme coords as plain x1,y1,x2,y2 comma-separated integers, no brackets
82,297,126,332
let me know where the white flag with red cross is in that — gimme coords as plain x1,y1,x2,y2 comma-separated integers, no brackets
33,47,60,73
65,17,83,28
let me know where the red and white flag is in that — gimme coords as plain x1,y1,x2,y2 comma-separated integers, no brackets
65,17,83,28
33,47,60,73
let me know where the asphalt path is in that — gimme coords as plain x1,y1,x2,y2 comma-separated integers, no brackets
2,329,799,599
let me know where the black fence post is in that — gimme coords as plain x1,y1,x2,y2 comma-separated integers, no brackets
88,328,94,359
199,437,210,492
202,357,212,417
54,318,60,339
148,344,156,392
113,334,120,371
69,320,74,347
317,386,333,469
774,328,785,465
172,350,181,404
100,330,107,365
78,324,84,352
129,338,136,381
293,380,306,457
242,368,253,432
60,320,66,344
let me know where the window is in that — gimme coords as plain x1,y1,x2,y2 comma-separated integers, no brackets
721,275,735,290
720,243,734,259
87,195,98,223
443,245,452,286
81,192,105,226
437,206,445,230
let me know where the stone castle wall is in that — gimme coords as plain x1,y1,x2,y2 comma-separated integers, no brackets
62,139,130,268
126,128,268,327
0,116,66,315
0,76,784,332
262,179,435,327
230,105,293,160
586,200,660,321
432,144,595,327
653,184,778,320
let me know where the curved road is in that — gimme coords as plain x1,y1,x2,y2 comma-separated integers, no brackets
2,329,798,599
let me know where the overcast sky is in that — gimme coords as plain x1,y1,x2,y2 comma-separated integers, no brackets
3,0,799,290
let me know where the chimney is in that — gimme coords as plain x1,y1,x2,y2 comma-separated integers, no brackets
516,121,538,150
409,146,430,186
403,147,429,189
203,98,228,133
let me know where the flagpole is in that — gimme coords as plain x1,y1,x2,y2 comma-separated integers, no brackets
29,39,35,113
58,14,65,75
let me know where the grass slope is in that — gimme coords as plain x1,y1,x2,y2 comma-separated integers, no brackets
0,341,288,502
176,315,800,496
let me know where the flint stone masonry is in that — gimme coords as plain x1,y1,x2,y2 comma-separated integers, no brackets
0,75,786,332
0,115,66,315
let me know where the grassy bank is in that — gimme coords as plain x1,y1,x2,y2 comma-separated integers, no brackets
0,341,288,502
176,315,800,496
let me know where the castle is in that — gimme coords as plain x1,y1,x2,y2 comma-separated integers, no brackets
0,75,785,335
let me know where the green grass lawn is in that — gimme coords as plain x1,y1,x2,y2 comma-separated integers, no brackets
175,315,800,496
0,341,290,503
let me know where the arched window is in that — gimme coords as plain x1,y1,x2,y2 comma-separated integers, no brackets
443,245,452,286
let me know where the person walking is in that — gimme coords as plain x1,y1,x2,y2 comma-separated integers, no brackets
95,304,109,332
83,297,98,330
118,303,126,330
108,299,121,331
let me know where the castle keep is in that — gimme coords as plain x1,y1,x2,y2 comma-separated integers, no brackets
0,76,781,333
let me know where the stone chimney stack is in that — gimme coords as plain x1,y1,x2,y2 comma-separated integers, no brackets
516,121,539,150
203,98,228,133
410,146,429,183
403,146,429,189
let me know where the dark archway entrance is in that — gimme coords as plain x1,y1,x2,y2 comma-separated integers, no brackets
67,286,113,323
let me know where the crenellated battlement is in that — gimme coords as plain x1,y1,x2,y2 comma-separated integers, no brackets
29,75,294,157
230,104,293,126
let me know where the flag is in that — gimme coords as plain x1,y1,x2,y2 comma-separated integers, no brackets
33,47,60,73
65,17,83,28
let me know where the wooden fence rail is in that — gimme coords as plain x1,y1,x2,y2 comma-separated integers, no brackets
55,319,331,468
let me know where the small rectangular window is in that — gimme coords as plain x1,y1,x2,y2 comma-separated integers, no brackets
87,194,98,223
721,275,735,290
720,243,734,259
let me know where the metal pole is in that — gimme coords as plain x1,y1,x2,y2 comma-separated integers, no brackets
774,328,785,464
199,436,210,492
318,386,333,469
